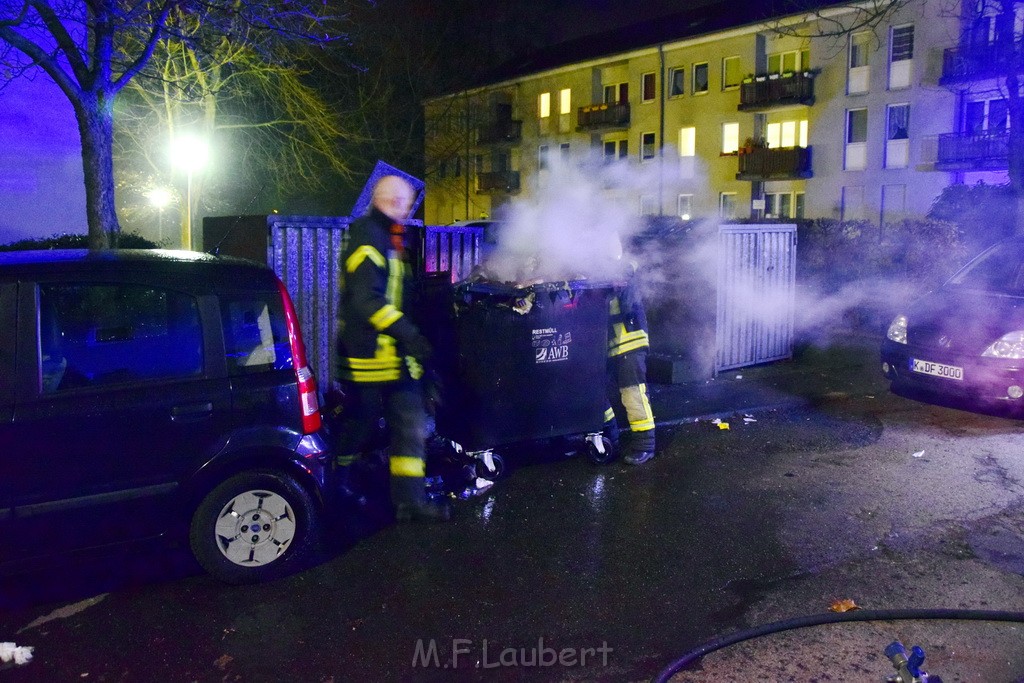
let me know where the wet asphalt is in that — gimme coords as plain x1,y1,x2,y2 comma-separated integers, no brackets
2,334,1024,681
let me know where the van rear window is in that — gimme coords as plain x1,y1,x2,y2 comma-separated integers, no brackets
39,283,203,392
221,296,293,374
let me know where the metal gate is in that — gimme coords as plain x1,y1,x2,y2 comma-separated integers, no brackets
716,223,797,372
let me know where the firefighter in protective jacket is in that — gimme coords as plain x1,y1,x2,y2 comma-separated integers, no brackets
333,175,450,522
605,258,656,465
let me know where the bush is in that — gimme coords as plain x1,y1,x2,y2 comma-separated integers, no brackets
0,232,159,251
927,182,1015,252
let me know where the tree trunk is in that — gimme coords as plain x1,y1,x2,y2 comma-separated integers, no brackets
74,91,121,250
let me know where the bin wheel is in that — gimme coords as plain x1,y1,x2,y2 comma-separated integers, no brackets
586,435,616,465
474,452,505,480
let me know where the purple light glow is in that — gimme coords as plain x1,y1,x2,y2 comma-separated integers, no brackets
0,74,87,244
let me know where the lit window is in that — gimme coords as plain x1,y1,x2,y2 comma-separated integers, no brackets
679,127,696,156
767,123,780,148
539,92,550,118
559,88,571,115
669,67,685,97
781,121,796,148
723,56,742,89
693,63,709,94
642,73,656,102
722,122,739,154
799,120,808,147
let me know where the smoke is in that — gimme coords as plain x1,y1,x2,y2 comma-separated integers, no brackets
475,150,928,366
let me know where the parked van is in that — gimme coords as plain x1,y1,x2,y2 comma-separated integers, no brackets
0,250,335,584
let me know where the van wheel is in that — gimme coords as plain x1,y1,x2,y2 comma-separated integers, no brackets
190,470,319,584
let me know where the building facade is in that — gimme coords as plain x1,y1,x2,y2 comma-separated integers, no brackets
423,0,1016,228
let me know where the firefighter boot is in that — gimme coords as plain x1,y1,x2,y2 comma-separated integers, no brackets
623,429,656,465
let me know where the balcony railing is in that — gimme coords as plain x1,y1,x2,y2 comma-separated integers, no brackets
738,72,815,111
476,119,523,145
476,171,521,194
576,102,630,131
736,146,813,180
941,41,1023,83
934,130,1009,170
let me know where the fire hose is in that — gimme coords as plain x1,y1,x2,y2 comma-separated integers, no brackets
651,608,1024,683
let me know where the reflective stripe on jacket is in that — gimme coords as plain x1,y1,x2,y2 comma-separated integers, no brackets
608,265,650,358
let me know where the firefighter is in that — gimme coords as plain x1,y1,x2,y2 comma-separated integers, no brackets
333,174,450,522
604,243,656,465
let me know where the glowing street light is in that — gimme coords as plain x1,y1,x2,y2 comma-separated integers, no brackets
147,187,173,245
170,134,210,250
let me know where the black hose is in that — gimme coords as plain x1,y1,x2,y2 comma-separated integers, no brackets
652,608,1024,683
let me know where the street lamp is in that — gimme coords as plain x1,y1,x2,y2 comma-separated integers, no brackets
147,187,173,245
170,134,210,250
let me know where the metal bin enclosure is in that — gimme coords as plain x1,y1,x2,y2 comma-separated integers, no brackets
422,280,612,451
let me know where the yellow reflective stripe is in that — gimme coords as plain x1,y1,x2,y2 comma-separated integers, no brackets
609,330,650,356
342,356,401,369
622,383,655,431
346,246,386,272
603,407,615,422
386,256,404,308
390,456,425,477
369,305,403,331
405,356,424,380
629,418,656,431
347,369,402,382
336,454,359,466
609,298,621,315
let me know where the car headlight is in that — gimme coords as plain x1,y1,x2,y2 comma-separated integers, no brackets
886,314,907,344
982,331,1024,358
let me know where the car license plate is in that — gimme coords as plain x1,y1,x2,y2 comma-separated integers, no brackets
910,358,964,381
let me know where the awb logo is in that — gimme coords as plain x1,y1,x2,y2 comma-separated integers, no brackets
535,345,569,363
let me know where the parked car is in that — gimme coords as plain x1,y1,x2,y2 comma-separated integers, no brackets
881,237,1024,416
0,249,335,584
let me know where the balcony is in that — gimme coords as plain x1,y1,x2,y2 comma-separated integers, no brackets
476,171,521,194
941,41,1022,83
476,119,522,145
576,102,630,131
736,146,813,181
738,72,815,112
934,130,1008,170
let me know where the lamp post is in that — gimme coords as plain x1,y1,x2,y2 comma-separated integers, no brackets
170,134,210,250
147,188,172,245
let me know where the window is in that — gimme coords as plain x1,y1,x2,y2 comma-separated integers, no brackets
767,49,809,75
679,126,696,178
764,192,794,219
642,72,656,102
719,192,737,219
222,295,292,375
693,62,709,94
538,145,550,170
766,120,809,148
559,88,571,115
669,67,685,97
845,108,868,170
848,31,871,94
38,283,203,393
966,98,1009,134
538,92,551,118
722,122,740,154
679,126,696,156
841,185,864,221
641,132,657,161
678,194,693,220
881,184,907,224
640,195,658,215
889,25,914,88
604,82,628,104
722,56,742,90
604,139,628,161
560,142,571,158
795,192,805,218
885,103,910,169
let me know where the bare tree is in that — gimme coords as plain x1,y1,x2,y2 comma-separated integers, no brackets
772,0,1024,235
0,1,347,249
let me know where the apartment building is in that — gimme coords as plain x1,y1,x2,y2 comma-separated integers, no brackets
423,0,1015,227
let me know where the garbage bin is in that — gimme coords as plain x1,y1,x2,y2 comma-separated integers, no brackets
420,279,614,458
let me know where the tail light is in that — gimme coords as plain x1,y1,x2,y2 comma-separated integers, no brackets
276,278,322,435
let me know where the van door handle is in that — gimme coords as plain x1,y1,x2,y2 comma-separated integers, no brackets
171,402,213,422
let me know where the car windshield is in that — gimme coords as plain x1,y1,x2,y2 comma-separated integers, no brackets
947,241,1024,295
